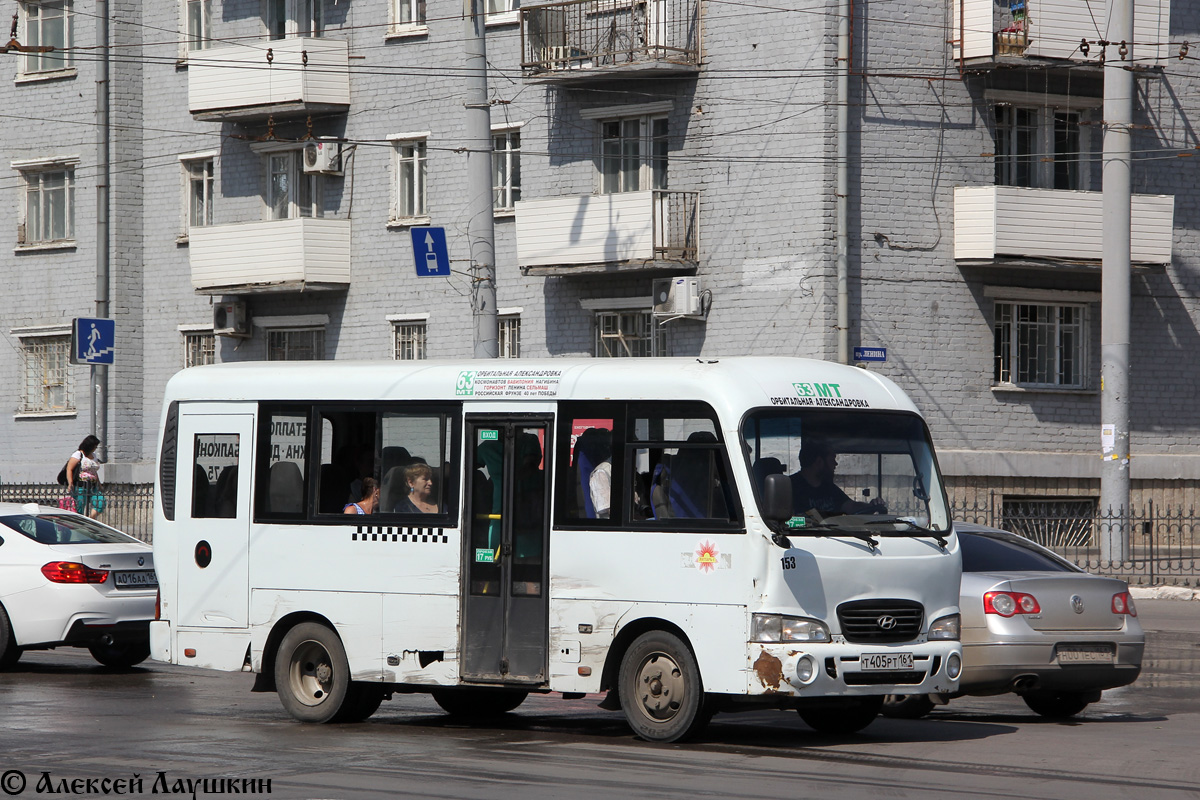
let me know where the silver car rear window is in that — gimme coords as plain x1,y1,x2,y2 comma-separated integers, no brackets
960,532,1077,573
0,514,140,546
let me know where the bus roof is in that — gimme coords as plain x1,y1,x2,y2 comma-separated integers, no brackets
162,357,921,419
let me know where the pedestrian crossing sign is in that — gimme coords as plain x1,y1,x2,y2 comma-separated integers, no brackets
71,317,115,365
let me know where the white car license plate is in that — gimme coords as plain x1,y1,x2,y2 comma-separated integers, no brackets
1057,645,1114,664
114,570,158,588
861,652,915,671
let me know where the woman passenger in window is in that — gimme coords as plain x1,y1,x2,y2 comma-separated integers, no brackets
396,462,439,514
343,477,379,515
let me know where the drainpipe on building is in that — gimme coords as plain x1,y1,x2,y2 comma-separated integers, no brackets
94,0,110,460
465,0,498,359
1100,0,1134,559
835,0,850,364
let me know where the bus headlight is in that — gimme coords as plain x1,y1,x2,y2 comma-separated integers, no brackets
928,614,961,641
751,614,830,643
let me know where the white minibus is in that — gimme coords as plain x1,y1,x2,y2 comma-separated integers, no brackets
151,357,962,741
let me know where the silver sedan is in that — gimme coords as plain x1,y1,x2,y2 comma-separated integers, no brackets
884,522,1144,719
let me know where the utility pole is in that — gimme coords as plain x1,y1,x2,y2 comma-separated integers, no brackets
95,0,110,460
464,0,498,358
1100,0,1134,560
835,0,850,364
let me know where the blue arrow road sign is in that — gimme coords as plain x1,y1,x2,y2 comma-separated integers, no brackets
72,317,115,365
853,346,887,362
411,226,450,277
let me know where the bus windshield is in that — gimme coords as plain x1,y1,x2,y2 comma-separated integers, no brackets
741,410,950,532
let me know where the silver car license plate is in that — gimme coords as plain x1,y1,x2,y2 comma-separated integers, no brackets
1056,645,1114,664
861,652,915,671
114,570,158,588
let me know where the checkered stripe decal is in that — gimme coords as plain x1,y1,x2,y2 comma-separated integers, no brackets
353,526,449,544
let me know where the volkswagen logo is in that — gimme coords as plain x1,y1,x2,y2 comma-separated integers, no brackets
876,615,898,630
1071,595,1085,614
137,556,145,566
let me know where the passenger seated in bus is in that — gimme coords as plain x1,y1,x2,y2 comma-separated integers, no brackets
667,432,728,519
343,477,379,515
573,427,611,519
396,462,439,514
790,442,885,518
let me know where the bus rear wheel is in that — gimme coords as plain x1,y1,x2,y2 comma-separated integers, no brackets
274,622,353,723
798,696,883,735
618,631,709,743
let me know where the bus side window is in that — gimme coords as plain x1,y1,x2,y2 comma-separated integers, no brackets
629,406,739,525
380,413,454,516
257,409,308,519
193,434,239,519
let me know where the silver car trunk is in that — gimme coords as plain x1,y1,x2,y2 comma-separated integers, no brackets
977,571,1128,632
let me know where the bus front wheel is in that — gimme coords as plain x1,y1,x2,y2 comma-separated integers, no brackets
618,631,709,743
274,622,353,723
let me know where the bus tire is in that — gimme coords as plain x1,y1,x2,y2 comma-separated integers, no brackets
340,683,387,722
618,630,708,743
274,622,352,723
431,688,528,719
0,605,21,670
798,696,883,735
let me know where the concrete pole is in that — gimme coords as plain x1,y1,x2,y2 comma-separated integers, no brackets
94,0,110,460
465,0,498,359
835,0,850,364
1100,0,1133,560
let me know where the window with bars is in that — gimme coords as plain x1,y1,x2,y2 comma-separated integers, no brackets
22,168,75,244
184,158,214,229
393,140,428,220
22,1,73,73
183,331,216,368
994,105,1084,191
994,301,1086,389
600,115,668,194
394,322,427,360
498,315,520,358
184,0,211,50
267,328,325,361
20,335,72,413
492,129,521,210
595,311,666,358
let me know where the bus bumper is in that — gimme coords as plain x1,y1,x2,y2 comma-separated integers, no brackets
748,641,962,697
150,620,172,664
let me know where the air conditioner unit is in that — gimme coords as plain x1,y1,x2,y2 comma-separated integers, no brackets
652,277,702,317
213,300,250,337
302,139,343,175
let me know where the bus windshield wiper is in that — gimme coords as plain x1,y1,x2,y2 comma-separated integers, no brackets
861,517,949,548
788,520,879,549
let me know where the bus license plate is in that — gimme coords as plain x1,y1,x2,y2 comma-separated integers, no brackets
114,570,158,588
1056,645,1114,664
861,652,914,671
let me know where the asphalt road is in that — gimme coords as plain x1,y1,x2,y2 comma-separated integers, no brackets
1,599,1198,800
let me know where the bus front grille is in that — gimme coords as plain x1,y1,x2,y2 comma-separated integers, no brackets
837,599,924,643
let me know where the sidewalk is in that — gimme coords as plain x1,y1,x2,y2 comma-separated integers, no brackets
1130,585,1200,601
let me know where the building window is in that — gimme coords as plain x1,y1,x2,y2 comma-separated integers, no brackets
493,129,521,210
391,0,426,30
183,331,216,368
22,1,73,74
185,0,211,50
600,115,668,194
184,158,214,229
393,140,428,220
268,0,323,39
499,315,521,358
487,0,519,16
21,167,75,244
994,105,1085,191
20,334,72,413
994,301,1086,389
267,152,320,220
394,322,427,360
595,310,666,358
268,328,325,361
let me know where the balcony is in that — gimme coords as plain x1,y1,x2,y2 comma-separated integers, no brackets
954,186,1174,266
189,218,351,294
952,0,1169,66
188,37,350,122
520,0,700,83
515,190,699,275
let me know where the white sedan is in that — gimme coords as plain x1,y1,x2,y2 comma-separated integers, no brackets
0,502,157,668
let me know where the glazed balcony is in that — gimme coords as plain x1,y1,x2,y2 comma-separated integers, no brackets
189,218,351,294
520,0,701,83
188,37,350,122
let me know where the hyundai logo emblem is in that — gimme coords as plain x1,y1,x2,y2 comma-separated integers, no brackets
1071,595,1085,614
137,556,145,566
877,615,898,630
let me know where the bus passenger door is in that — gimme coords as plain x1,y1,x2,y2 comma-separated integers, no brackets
461,417,552,683
175,410,255,629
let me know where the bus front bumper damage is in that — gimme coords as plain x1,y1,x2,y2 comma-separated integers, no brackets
749,641,962,697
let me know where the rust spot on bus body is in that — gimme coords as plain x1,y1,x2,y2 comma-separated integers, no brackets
753,649,784,690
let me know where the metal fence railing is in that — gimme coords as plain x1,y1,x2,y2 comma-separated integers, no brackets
0,483,155,543
653,190,699,262
953,497,1200,587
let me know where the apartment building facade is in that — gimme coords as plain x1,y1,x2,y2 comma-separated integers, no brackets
1,0,1198,521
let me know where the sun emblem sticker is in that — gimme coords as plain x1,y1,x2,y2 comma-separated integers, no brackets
680,539,730,573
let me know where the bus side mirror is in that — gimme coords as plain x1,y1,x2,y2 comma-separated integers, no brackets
762,473,792,523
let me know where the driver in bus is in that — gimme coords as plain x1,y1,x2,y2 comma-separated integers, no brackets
790,441,886,518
